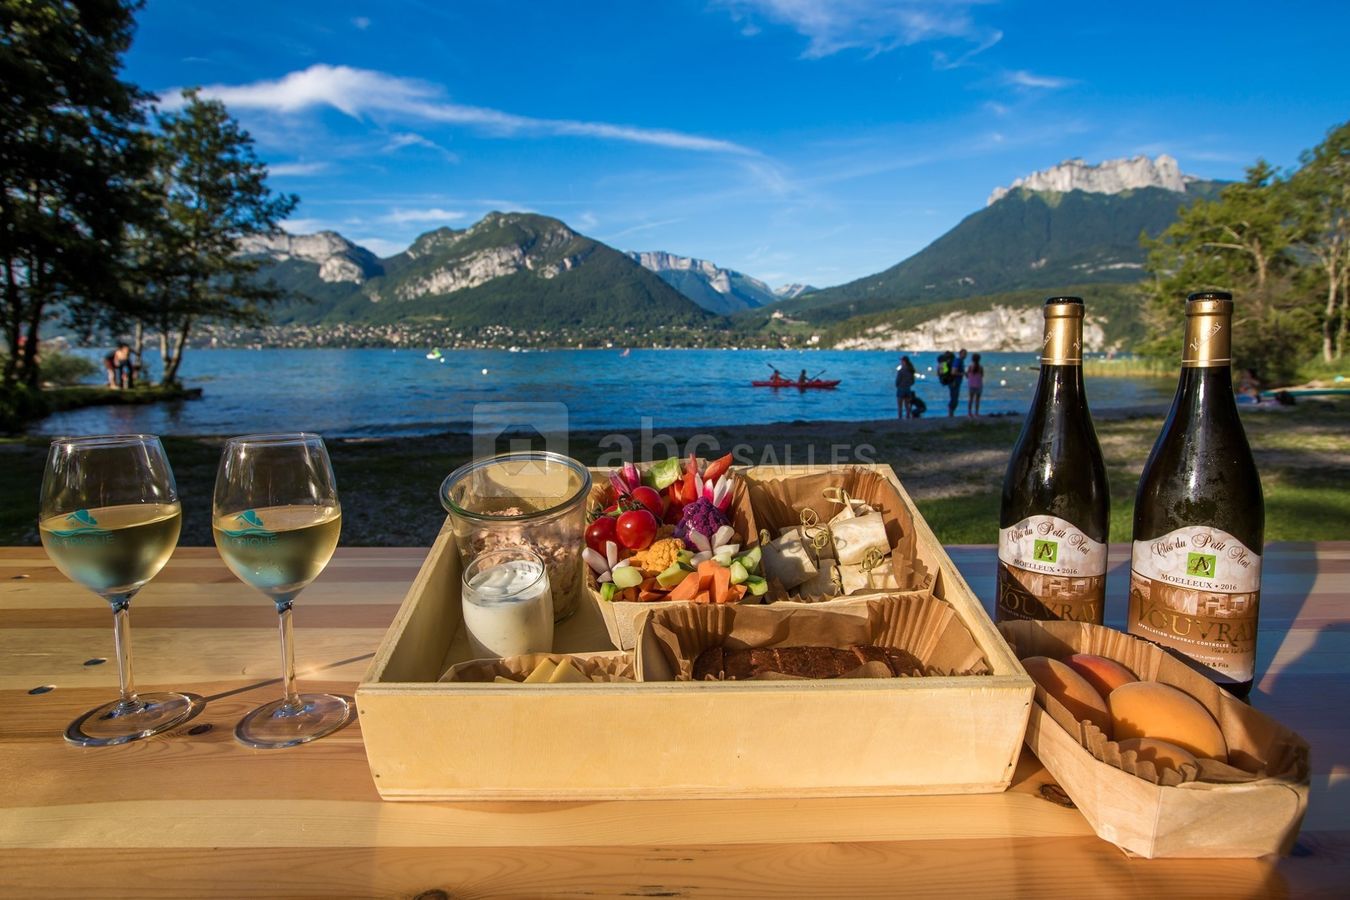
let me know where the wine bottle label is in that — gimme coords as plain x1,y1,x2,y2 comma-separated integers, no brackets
997,515,1107,622
1128,526,1261,684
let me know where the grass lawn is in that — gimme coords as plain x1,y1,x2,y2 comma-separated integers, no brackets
3,398,1347,547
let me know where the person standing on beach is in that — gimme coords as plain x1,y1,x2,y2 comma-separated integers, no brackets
966,352,984,416
946,348,966,417
895,355,916,419
104,343,133,389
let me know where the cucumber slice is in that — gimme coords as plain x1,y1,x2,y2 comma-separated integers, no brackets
739,545,762,572
611,566,644,590
600,582,617,602
656,562,690,589
729,560,750,585
713,552,733,568
745,575,769,597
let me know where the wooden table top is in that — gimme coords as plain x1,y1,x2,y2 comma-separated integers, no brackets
1,543,1345,899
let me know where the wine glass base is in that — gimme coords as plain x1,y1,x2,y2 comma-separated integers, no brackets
235,693,355,749
65,692,205,747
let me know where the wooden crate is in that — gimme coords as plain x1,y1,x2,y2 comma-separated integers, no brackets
356,464,1033,801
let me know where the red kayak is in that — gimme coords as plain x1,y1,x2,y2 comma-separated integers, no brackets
751,377,841,390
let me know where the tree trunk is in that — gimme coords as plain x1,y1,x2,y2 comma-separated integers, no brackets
132,321,146,386
21,301,42,388
158,328,172,387
163,317,191,386
1337,281,1348,360
1323,270,1339,364
2,260,19,388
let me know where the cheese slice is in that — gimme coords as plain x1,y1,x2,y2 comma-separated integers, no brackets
548,658,592,683
523,659,558,683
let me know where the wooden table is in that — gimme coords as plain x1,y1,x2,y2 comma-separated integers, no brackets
1,544,1345,898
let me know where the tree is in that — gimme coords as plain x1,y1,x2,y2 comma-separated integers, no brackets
1288,121,1350,362
138,89,297,386
0,0,153,389
1139,162,1315,381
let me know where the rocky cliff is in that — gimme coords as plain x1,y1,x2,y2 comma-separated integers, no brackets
834,304,1108,352
773,283,816,300
239,231,382,283
987,154,1192,206
626,249,778,313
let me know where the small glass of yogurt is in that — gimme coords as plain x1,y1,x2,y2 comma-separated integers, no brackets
461,547,554,659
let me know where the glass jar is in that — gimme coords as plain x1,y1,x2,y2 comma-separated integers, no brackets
440,452,591,623
461,547,554,658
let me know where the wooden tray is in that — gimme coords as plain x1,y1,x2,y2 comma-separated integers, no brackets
356,464,1033,801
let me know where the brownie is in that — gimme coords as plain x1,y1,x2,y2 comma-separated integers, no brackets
693,646,724,681
883,647,925,677
693,643,926,680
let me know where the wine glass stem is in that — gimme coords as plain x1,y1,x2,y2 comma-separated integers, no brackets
109,595,142,713
275,596,303,713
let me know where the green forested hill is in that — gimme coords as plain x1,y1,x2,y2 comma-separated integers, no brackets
252,212,712,333
772,183,1222,324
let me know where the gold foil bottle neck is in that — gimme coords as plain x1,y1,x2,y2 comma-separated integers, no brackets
1041,297,1084,365
1182,291,1234,367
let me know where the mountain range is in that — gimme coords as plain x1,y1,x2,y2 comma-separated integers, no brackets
245,155,1224,349
625,250,778,314
250,212,711,336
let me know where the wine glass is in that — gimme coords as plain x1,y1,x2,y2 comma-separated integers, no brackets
38,434,203,746
212,433,353,749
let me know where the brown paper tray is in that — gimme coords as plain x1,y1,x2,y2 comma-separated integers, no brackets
999,620,1310,858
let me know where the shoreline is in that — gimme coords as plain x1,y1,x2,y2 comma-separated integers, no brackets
20,402,1182,441
4,396,1345,550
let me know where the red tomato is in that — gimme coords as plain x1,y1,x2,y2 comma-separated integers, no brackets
615,508,658,550
585,516,617,552
629,486,664,518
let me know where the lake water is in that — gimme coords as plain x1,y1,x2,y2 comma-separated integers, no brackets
35,348,1177,437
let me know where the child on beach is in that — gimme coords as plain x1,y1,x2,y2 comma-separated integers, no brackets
895,355,916,419
967,353,984,416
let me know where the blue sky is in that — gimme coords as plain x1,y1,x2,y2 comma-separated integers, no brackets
127,1,1349,288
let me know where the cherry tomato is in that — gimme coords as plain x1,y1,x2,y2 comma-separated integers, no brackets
585,516,617,552
629,486,664,518
615,508,658,550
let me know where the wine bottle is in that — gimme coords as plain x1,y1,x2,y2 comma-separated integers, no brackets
1128,292,1263,698
997,297,1110,624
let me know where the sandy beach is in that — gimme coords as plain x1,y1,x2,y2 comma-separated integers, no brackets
5,396,1346,548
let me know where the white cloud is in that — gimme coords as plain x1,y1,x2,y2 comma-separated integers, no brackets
351,17,371,30
381,207,467,225
722,0,988,58
382,131,459,161
353,237,409,257
180,64,756,155
268,161,328,177
932,28,1002,70
280,217,333,234
1004,69,1075,90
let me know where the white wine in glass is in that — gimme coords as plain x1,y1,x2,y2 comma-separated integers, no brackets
212,433,354,749
38,435,203,746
